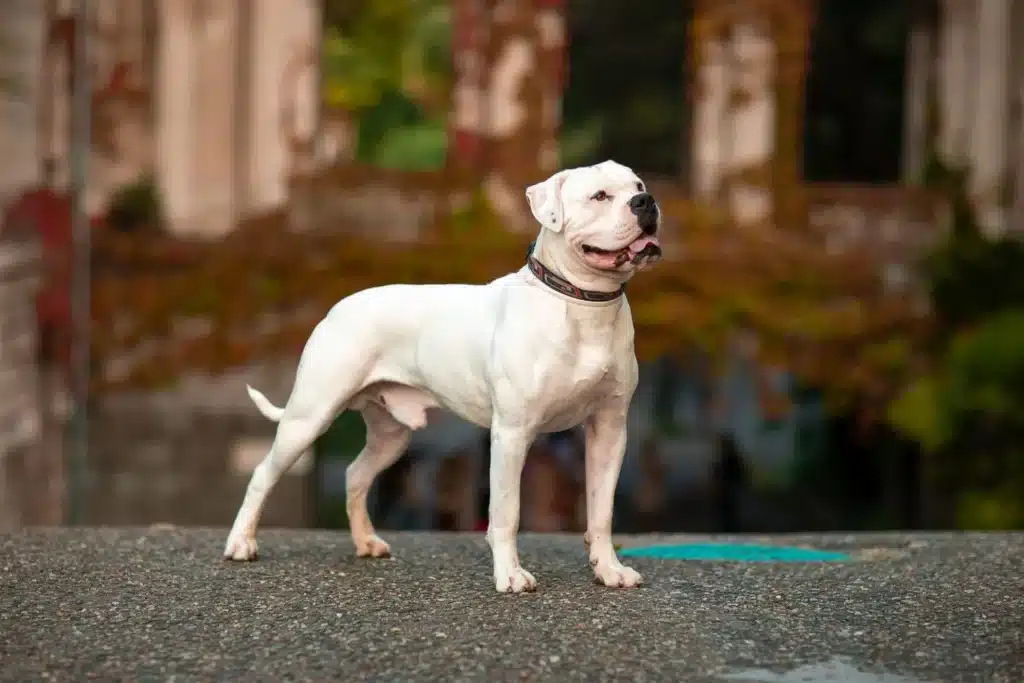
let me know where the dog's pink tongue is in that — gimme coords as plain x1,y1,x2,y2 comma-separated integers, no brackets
629,236,660,254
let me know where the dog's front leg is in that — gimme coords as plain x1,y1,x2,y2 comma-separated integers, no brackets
583,406,643,588
486,424,537,593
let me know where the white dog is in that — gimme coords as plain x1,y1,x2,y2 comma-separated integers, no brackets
224,160,662,593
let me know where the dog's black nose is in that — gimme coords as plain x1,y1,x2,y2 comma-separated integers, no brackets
629,192,655,214
630,192,658,234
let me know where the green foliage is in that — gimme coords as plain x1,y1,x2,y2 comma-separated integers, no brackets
887,376,950,453
322,0,450,108
944,312,1024,429
318,410,368,462
925,232,1024,329
371,122,447,170
322,0,450,171
956,488,1023,531
803,0,910,182
886,156,1024,528
314,410,369,529
560,0,686,174
559,117,606,169
354,89,446,170
106,176,165,234
889,312,1024,447
888,312,1024,529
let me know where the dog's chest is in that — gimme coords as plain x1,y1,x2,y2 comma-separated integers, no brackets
571,342,615,384
534,326,620,429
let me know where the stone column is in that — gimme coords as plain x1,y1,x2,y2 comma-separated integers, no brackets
156,0,196,234
969,0,1012,236
248,0,319,215
690,0,813,226
45,5,74,192
902,2,937,184
0,0,46,206
1010,0,1024,232
447,0,491,173
726,20,775,226
691,19,732,203
936,0,975,166
480,0,567,232
86,0,156,216
0,235,53,530
190,0,240,238
533,0,567,177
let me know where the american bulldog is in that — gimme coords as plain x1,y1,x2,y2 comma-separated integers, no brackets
224,160,663,592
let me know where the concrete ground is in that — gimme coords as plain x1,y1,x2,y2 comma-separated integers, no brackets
2,528,1021,682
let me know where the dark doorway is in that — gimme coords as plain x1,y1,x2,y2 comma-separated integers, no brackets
561,0,691,178
803,0,911,183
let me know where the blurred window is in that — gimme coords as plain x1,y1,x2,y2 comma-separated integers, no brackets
803,0,912,183
561,0,691,178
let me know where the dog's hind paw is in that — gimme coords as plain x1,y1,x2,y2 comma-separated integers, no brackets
355,534,392,559
223,534,259,561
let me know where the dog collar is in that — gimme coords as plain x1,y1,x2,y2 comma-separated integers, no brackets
526,241,626,303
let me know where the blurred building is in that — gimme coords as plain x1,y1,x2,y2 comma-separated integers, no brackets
901,0,1024,234
2,0,320,236
1,0,1021,530
3,0,1021,235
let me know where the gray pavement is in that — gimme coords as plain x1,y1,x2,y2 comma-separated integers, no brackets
2,528,1021,682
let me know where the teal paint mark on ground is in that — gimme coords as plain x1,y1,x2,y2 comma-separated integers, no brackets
619,543,851,563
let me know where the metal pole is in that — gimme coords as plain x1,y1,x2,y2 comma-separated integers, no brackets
68,0,90,525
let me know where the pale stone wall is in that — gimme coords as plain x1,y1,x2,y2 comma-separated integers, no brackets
969,0,1012,234
248,0,320,212
445,0,567,231
0,0,45,206
156,0,241,237
934,0,1023,235
28,0,319,237
85,362,312,527
901,6,935,184
690,5,788,226
157,0,319,236
0,236,45,531
1012,0,1024,230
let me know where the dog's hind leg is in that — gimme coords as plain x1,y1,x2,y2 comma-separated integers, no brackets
224,325,371,561
345,402,412,558
223,398,340,561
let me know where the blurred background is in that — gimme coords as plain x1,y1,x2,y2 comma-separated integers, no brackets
1,0,1022,535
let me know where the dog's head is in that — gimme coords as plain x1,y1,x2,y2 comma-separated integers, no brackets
526,161,662,283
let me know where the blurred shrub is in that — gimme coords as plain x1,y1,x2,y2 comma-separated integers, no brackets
887,159,1024,529
322,0,450,171
944,311,1024,430
925,231,1024,329
106,176,165,234
356,90,446,170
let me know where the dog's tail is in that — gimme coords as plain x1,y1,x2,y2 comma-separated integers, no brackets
246,384,285,422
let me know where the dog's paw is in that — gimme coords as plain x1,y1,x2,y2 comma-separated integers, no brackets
494,565,537,594
593,561,643,588
223,534,259,562
355,534,392,559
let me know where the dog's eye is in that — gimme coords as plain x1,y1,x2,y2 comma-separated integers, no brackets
636,182,644,192
592,190,609,201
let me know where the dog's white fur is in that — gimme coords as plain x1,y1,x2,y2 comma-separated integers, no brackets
224,160,662,592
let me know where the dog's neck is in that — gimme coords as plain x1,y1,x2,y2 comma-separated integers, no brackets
530,231,629,300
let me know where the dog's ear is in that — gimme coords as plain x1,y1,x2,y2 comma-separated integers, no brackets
525,170,571,232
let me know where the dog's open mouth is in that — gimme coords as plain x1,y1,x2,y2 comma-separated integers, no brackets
582,236,662,267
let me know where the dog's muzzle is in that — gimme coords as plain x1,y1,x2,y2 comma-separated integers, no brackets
629,192,659,236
